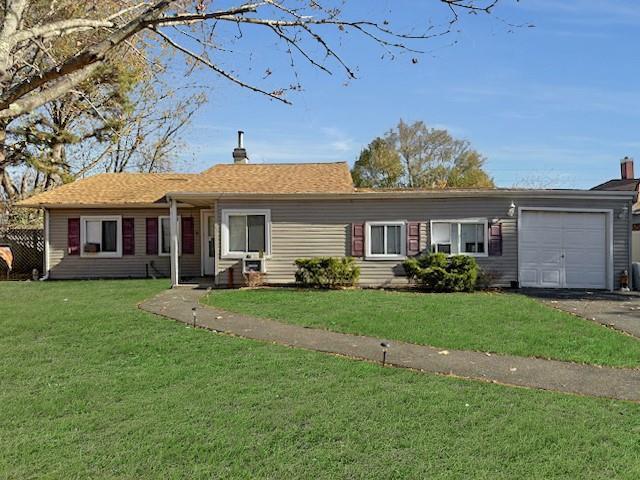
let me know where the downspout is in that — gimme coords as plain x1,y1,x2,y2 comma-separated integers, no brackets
40,208,50,280
628,198,634,291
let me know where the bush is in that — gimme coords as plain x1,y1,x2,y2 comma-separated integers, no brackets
403,253,479,292
294,257,360,289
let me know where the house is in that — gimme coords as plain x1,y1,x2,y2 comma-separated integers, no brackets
18,132,635,290
592,156,640,262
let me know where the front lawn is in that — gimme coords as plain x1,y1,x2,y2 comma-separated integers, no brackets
205,288,640,367
2,281,640,478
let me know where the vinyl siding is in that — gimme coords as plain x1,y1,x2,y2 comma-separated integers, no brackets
48,208,202,279
215,197,631,288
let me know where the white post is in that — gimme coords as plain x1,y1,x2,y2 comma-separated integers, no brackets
169,198,179,287
42,208,50,279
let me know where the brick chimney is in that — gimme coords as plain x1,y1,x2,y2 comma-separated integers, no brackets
621,156,634,179
232,130,249,164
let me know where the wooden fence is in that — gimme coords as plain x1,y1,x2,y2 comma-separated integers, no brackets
0,228,44,276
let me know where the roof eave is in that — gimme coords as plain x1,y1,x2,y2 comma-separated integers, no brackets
166,189,636,201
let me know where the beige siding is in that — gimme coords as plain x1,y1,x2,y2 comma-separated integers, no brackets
48,208,202,280
215,197,631,289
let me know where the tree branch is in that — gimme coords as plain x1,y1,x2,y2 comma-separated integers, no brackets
151,28,291,104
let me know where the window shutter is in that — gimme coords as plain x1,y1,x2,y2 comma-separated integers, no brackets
351,223,365,257
122,218,135,255
488,223,502,256
181,217,195,254
146,218,158,255
406,222,420,256
68,218,80,255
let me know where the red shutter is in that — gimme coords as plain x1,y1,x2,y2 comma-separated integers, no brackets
351,223,365,257
146,218,158,255
122,218,135,255
67,218,80,255
406,222,420,256
488,223,502,256
181,217,194,254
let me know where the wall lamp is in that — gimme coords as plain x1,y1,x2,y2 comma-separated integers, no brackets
507,201,516,218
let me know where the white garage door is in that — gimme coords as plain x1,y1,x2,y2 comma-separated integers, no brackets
519,211,608,289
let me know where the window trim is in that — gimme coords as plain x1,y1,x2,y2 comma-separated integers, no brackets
365,221,407,260
158,215,181,257
80,215,122,258
221,209,271,259
429,218,489,258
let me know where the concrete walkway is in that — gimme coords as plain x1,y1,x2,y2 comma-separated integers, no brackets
139,287,640,402
523,289,640,338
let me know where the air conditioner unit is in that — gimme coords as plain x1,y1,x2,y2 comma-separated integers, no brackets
243,257,266,274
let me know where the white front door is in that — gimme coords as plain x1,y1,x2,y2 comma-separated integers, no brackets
202,210,215,276
519,210,608,289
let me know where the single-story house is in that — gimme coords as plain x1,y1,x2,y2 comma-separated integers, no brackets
592,156,640,262
18,133,635,290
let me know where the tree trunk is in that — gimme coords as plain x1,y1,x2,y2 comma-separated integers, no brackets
0,121,17,201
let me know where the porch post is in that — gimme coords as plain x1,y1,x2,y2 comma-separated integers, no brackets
169,197,179,287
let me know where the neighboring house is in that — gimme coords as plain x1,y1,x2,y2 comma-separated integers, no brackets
18,133,634,290
592,156,640,263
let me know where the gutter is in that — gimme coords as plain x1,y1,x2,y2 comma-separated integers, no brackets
165,189,636,202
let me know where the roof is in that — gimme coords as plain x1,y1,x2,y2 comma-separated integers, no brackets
16,162,354,207
591,178,640,192
183,162,354,194
16,173,196,208
16,161,635,208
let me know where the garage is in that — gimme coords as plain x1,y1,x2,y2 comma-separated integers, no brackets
519,209,611,289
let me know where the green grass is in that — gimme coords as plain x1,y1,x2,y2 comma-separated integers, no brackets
2,281,640,479
204,288,640,368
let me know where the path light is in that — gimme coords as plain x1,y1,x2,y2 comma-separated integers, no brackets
192,307,197,327
380,342,390,366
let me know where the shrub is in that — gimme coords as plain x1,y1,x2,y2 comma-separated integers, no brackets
244,271,265,288
294,257,360,289
403,253,479,292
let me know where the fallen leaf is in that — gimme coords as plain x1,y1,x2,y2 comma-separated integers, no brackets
438,350,449,355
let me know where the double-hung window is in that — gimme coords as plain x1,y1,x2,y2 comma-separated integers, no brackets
430,219,487,257
159,216,181,256
366,222,406,259
80,216,122,257
222,209,270,257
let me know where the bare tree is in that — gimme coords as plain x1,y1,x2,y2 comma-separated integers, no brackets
0,0,504,201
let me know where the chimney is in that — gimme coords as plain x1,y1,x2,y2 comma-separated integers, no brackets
232,130,249,164
621,156,634,180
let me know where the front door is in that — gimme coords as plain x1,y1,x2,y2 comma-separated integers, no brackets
202,210,215,276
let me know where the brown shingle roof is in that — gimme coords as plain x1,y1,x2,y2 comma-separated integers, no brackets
183,162,354,194
16,173,196,207
16,162,354,207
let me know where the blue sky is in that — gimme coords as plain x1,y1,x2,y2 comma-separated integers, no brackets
175,0,640,189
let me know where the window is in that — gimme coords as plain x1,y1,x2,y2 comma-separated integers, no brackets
159,216,181,256
366,222,406,259
221,209,271,257
80,216,122,257
430,219,487,257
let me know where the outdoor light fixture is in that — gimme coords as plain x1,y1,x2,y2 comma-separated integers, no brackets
192,306,197,327
507,201,516,218
380,342,390,366
618,205,629,219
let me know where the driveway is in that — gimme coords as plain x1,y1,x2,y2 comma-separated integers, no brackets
522,289,640,338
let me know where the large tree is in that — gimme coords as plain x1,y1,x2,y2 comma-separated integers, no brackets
352,120,494,189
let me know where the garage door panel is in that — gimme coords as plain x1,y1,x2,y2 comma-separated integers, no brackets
519,211,607,289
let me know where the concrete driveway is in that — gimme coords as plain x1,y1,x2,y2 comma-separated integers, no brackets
522,289,640,338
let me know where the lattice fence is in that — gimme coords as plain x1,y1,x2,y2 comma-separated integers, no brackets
0,228,44,276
